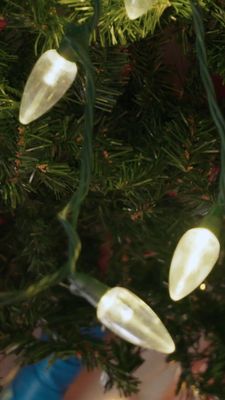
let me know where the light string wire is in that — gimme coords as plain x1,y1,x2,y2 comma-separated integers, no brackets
191,0,225,206
0,0,100,305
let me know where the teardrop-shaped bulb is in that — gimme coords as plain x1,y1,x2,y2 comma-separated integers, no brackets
19,49,77,125
97,287,175,354
169,227,220,301
124,0,155,20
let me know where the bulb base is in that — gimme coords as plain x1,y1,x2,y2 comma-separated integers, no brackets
200,204,224,238
70,273,109,307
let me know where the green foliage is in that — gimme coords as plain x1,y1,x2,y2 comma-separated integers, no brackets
58,0,171,45
1,0,225,398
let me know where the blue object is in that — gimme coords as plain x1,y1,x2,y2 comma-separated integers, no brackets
1,356,82,400
1,326,105,400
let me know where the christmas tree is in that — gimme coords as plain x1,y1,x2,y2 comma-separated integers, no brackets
1,0,225,398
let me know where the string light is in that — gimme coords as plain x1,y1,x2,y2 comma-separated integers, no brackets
124,0,155,20
19,49,77,125
169,227,220,301
200,283,206,291
97,287,175,353
70,274,175,353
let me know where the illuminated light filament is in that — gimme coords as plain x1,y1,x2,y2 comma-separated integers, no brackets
43,57,67,86
200,283,206,291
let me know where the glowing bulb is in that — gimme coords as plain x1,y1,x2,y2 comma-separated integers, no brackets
19,49,77,125
97,287,175,354
169,228,220,301
124,0,155,20
200,283,206,291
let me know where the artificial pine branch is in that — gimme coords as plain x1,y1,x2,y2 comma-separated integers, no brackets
1,0,225,397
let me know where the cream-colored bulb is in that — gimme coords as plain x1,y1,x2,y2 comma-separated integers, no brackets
200,283,206,291
124,0,155,20
169,228,220,301
97,287,175,354
19,49,77,125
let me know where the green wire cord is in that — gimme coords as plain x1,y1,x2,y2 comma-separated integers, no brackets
58,26,96,275
191,0,225,206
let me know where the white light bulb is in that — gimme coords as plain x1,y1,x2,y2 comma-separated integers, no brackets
169,228,220,301
97,287,175,354
200,283,206,291
19,49,77,125
124,0,155,20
